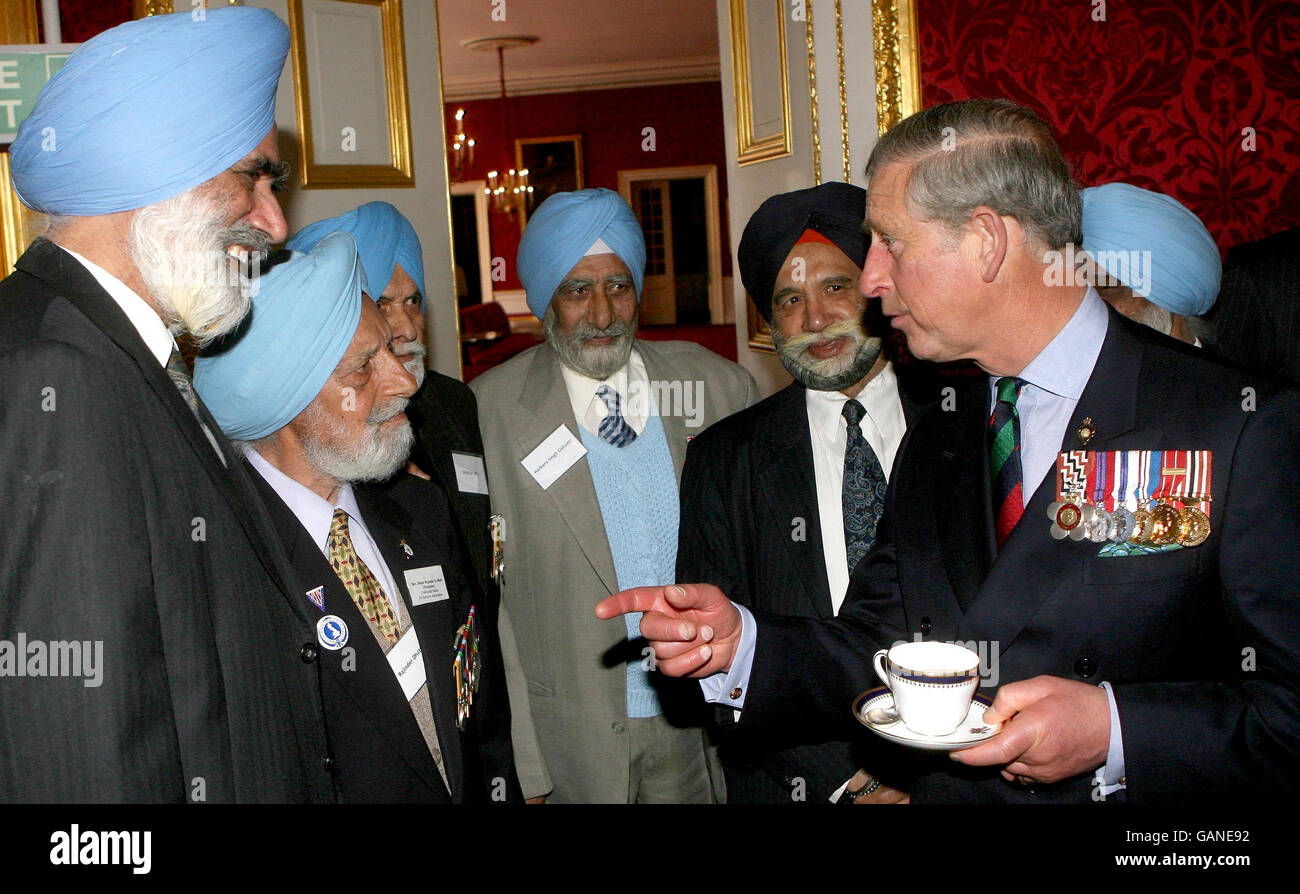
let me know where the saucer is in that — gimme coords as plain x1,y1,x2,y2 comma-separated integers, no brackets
853,687,1002,751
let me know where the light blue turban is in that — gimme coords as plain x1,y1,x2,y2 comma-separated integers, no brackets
194,232,368,442
286,202,425,299
517,188,646,318
10,6,289,215
1082,182,1222,316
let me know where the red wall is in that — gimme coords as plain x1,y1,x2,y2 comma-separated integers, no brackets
54,0,132,42
917,0,1300,253
446,81,732,292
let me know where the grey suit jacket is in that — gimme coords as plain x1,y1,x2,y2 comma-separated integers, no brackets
471,339,758,802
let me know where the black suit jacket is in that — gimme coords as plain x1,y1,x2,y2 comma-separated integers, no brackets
737,310,1300,803
1210,227,1300,386
402,372,494,596
678,373,930,802
0,239,334,802
249,466,521,804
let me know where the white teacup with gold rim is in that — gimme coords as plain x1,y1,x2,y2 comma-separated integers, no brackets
872,642,981,737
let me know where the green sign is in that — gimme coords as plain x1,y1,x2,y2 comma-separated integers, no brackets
0,44,79,143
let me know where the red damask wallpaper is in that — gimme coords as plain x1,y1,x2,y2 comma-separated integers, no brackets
55,0,132,44
917,0,1300,252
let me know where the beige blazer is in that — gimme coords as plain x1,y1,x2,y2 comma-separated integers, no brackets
471,339,758,803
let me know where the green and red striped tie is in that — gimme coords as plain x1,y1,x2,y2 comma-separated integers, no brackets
988,377,1026,550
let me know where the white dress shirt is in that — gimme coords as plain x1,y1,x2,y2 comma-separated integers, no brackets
560,347,650,436
59,244,175,366
806,362,907,613
245,446,404,624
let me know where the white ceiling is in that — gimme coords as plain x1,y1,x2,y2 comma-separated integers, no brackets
436,0,721,100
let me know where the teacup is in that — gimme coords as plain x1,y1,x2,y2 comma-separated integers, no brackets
872,641,981,736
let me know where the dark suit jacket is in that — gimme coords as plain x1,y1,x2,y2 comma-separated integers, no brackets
403,372,493,594
736,309,1300,803
1210,227,1300,386
678,372,930,802
0,239,334,803
249,466,521,804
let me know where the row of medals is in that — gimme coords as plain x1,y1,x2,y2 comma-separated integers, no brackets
1047,496,1211,547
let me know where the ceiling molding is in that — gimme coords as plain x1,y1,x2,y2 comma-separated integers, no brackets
442,56,721,102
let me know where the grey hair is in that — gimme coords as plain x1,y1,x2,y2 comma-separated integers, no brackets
865,98,1081,251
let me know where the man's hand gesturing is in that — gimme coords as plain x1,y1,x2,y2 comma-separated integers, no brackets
595,583,741,677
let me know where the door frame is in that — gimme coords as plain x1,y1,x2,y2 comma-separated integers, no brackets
449,180,492,308
617,165,724,325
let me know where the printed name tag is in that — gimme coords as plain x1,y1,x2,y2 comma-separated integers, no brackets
404,565,451,605
451,452,489,495
387,626,426,702
521,424,588,490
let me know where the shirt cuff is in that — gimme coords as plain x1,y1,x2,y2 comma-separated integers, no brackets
697,603,757,711
1093,680,1127,795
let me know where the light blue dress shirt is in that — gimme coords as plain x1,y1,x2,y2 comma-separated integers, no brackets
701,288,1127,794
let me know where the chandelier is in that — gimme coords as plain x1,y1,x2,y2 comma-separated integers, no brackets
450,109,475,181
463,36,538,216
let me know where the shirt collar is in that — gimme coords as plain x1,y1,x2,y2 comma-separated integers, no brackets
804,361,898,429
244,444,362,552
1017,287,1109,400
559,346,647,430
58,243,176,367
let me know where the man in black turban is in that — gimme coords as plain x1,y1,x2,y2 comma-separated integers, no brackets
676,182,931,803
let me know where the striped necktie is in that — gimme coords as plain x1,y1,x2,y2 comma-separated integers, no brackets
988,376,1027,549
596,384,638,447
842,398,888,573
166,347,225,465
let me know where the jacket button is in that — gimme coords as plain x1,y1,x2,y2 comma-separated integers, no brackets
300,642,318,663
1075,657,1097,678
919,617,933,635
321,755,334,772
611,721,626,734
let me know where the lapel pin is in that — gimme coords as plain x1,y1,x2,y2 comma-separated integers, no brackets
1076,417,1096,446
305,585,326,611
399,539,414,558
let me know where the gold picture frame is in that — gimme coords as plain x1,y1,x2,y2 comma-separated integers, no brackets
729,0,792,166
0,150,35,275
872,0,923,135
286,0,413,188
746,0,922,353
514,134,584,228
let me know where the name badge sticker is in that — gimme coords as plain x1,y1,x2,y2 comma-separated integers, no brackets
404,565,451,606
387,626,427,702
451,452,489,495
521,424,587,490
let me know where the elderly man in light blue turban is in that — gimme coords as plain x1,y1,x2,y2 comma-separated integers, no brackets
195,231,416,482
515,187,648,380
192,233,529,805
287,202,428,386
466,187,757,804
10,5,293,346
0,6,339,803
1083,182,1222,345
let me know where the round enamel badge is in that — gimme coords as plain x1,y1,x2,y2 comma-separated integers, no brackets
317,615,349,651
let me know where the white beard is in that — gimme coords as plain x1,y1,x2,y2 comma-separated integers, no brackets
301,396,414,484
128,184,271,346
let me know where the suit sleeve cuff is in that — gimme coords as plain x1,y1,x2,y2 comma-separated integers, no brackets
697,603,756,712
1093,680,1127,795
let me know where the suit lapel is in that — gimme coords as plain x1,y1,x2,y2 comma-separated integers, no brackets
357,487,468,802
247,468,452,801
963,312,1150,648
932,377,996,612
18,240,305,617
753,384,835,618
513,346,621,595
